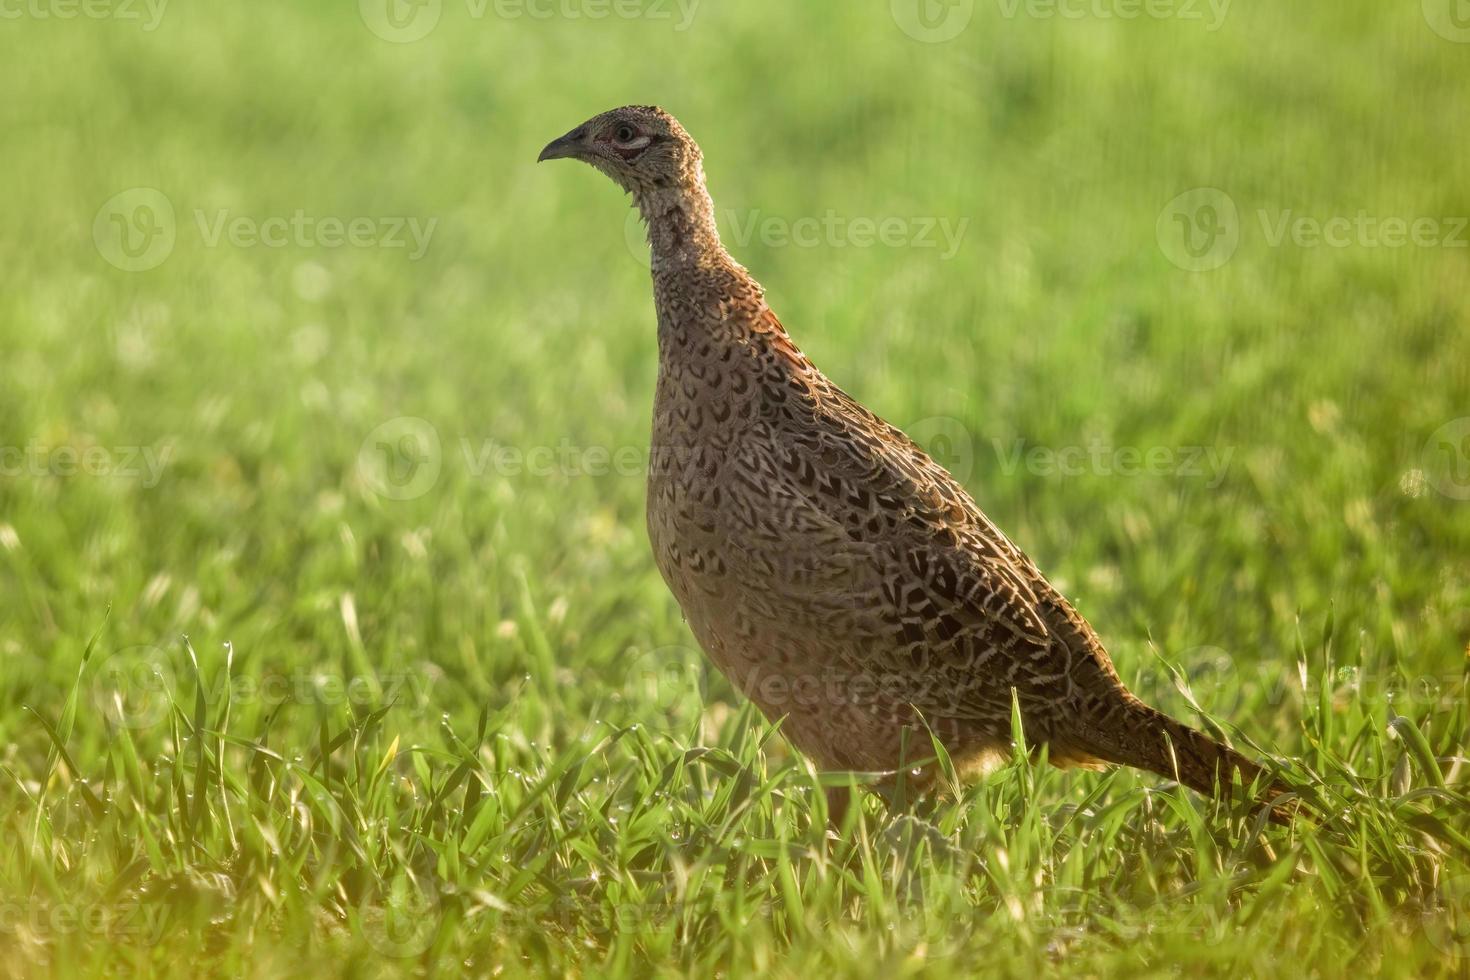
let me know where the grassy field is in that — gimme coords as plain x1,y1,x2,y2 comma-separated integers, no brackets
2,1,1468,975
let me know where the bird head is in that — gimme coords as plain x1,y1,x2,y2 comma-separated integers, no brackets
537,105,704,199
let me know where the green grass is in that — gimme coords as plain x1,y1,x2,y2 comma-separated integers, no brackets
2,1,1468,975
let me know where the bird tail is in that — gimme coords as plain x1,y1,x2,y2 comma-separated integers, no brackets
1076,698,1295,823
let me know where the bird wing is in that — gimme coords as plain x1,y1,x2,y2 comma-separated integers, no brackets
735,336,1133,728
695,305,1130,720
746,367,1048,624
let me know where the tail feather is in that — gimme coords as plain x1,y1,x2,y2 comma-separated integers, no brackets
1075,699,1294,822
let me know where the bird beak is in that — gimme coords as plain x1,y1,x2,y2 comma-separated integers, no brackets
538,127,587,163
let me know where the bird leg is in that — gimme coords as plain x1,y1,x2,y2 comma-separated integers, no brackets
824,784,851,830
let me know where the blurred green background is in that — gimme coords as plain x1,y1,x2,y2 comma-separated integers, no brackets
0,1,1467,975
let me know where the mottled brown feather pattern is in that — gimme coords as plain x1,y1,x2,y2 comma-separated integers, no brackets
541,106,1290,817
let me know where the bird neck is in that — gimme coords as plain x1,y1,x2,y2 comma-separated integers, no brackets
635,179,726,272
638,176,779,365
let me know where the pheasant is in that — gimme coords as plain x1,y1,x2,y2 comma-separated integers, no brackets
539,106,1290,824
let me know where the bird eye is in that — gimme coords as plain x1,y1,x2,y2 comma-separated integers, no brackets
615,125,637,143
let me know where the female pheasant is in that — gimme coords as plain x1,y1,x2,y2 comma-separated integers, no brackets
540,105,1285,821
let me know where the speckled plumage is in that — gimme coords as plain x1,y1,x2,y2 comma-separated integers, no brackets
541,106,1284,813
